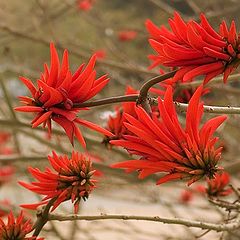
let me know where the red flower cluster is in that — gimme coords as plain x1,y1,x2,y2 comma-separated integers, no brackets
206,172,232,197
94,49,106,60
146,12,240,84
77,0,94,11
0,211,43,240
103,86,138,144
15,43,113,146
111,85,227,185
0,166,15,187
0,132,13,155
118,30,138,42
19,151,97,213
0,132,10,144
0,200,11,217
179,189,193,204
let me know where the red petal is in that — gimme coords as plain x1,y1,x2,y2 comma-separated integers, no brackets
75,118,114,137
19,76,37,97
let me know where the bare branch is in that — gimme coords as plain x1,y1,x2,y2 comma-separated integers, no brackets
48,213,240,232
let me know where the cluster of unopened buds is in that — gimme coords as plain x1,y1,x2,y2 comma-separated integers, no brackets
0,11,239,239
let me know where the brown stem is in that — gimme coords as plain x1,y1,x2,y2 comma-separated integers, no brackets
32,198,56,237
73,94,138,108
138,70,177,104
48,213,240,232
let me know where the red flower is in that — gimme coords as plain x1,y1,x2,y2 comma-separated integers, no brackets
19,151,97,213
0,211,43,240
118,30,138,42
15,43,113,146
194,185,206,194
0,132,13,155
0,166,15,187
0,200,11,217
146,12,240,84
0,132,10,144
206,172,232,197
111,85,227,185
94,49,106,60
179,189,193,204
103,86,138,144
77,0,94,11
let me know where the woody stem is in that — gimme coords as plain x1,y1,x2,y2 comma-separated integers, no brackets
48,213,240,232
138,70,177,104
73,94,138,108
32,198,57,237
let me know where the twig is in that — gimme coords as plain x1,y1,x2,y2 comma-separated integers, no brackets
174,102,240,115
74,95,240,115
73,94,138,108
33,198,56,237
196,229,211,238
0,77,21,153
0,23,156,76
138,70,177,104
209,199,240,210
0,155,46,163
48,213,240,232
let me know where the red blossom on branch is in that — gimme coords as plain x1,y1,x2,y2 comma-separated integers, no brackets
0,211,43,240
94,49,106,60
206,172,232,197
0,132,13,155
0,200,11,217
179,189,193,204
0,132,10,144
103,86,159,145
111,85,227,185
77,0,94,11
103,86,138,144
0,166,15,187
15,43,113,146
146,12,240,84
19,151,97,213
118,30,138,42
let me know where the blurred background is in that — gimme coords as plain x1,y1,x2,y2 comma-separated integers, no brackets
0,0,240,239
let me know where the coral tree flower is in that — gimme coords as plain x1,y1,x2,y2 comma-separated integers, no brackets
103,86,138,144
0,132,10,145
0,166,15,186
19,151,97,213
118,30,138,42
0,200,11,217
94,49,106,60
0,132,13,155
77,0,94,11
179,189,193,204
146,12,240,84
15,43,113,146
0,211,43,240
111,85,227,185
206,172,232,197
